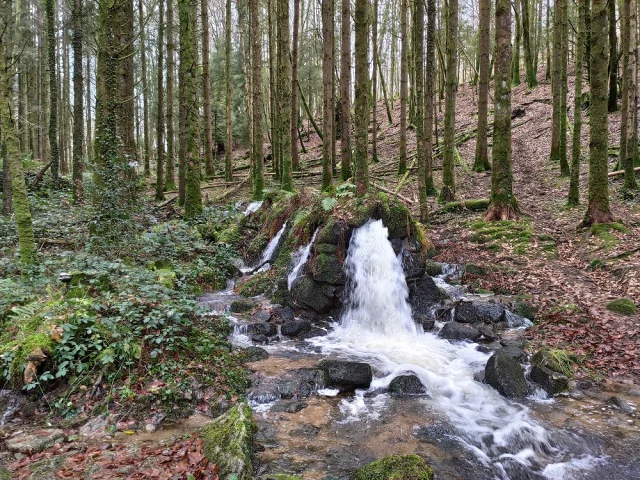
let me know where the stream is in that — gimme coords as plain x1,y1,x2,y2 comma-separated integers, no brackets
199,217,640,480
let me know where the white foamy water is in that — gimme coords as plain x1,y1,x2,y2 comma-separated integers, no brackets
257,222,287,272
310,219,600,479
288,228,319,290
244,201,263,216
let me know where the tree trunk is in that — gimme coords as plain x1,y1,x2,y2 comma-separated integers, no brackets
156,0,165,200
353,0,369,195
45,0,59,183
474,0,491,172
511,0,521,85
398,0,407,175
117,0,136,178
550,0,562,164
568,0,585,206
559,0,569,176
291,0,301,173
321,0,334,189
72,0,83,202
225,0,233,181
521,0,537,87
545,0,550,79
277,0,293,190
250,0,264,198
138,0,150,175
371,0,378,163
439,0,458,202
424,0,437,195
201,0,214,177
340,0,352,179
619,0,630,173
608,0,618,111
85,56,92,163
486,0,518,220
623,0,638,190
413,0,427,220
166,0,176,189
582,0,614,225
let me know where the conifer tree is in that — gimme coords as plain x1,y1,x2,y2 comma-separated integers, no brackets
321,0,334,189
397,0,407,175
340,0,352,179
250,0,264,199
474,0,491,172
353,0,369,195
568,0,585,206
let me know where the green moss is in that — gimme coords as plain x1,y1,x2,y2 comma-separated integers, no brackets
470,220,532,254
315,243,337,254
352,454,434,480
236,271,274,297
424,260,442,277
155,268,176,289
589,258,605,270
531,349,576,378
230,299,257,313
201,403,256,480
378,194,411,237
410,220,435,258
217,225,241,245
247,233,268,261
589,222,629,235
463,263,486,276
605,298,637,315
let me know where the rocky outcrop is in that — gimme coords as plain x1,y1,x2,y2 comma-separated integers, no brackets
484,353,528,399
311,253,346,285
201,403,256,480
408,276,447,315
319,360,372,392
353,454,434,480
389,374,427,396
290,277,339,314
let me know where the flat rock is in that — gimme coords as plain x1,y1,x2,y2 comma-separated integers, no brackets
79,416,109,438
246,322,277,337
271,306,295,324
454,301,505,324
485,353,528,399
241,346,269,362
251,310,272,323
389,374,427,395
280,319,312,337
270,400,308,413
5,428,65,454
608,396,635,414
439,322,481,341
319,360,372,391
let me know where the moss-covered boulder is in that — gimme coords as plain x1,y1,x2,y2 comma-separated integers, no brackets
312,253,346,285
352,454,434,480
230,299,257,313
290,277,338,313
484,353,528,399
605,298,636,315
201,403,256,480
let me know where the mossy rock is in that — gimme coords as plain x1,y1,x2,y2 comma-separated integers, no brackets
589,222,629,236
424,260,442,277
247,233,269,261
236,271,274,297
463,263,486,276
441,199,489,213
315,243,337,255
531,349,575,378
352,454,434,480
377,193,411,238
200,403,256,480
312,254,345,285
606,298,636,315
410,221,435,258
217,225,241,244
230,299,257,313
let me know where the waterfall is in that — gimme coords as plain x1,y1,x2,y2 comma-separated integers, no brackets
257,222,287,272
288,228,319,290
244,201,263,216
312,218,600,478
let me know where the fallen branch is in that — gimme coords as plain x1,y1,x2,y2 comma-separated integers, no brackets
30,161,52,189
372,182,415,204
608,166,640,177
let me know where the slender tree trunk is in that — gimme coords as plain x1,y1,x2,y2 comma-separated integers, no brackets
166,0,176,189
486,0,518,220
156,0,165,200
250,0,264,198
2,145,11,216
559,0,569,176
424,0,437,195
353,0,369,195
620,0,630,172
521,0,537,87
568,0,585,206
550,0,562,163
268,0,278,177
72,0,83,202
545,0,550,79
201,0,214,177
45,0,59,183
179,0,202,214
340,0,352,179
85,56,92,163
117,0,136,177
582,0,614,225
225,0,233,181
277,0,292,190
608,0,618,111
474,0,491,172
371,0,378,163
138,0,150,175
623,0,638,190
398,0,407,175
439,0,458,202
321,0,334,189
414,0,427,219
291,0,301,173
511,0,521,85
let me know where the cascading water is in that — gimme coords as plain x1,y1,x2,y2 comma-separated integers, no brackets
287,229,319,290
257,222,287,272
311,219,602,479
244,200,264,216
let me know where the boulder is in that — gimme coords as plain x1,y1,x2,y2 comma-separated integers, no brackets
316,219,349,245
276,368,328,399
497,345,527,362
352,454,434,480
454,302,505,324
270,400,308,413
388,375,427,396
251,310,272,323
425,260,443,277
290,277,337,314
607,396,635,414
319,360,372,391
246,322,277,337
5,428,65,454
280,320,312,337
504,310,534,328
251,334,269,344
201,403,256,480
408,276,447,315
414,314,435,331
439,322,481,341
241,346,269,363
484,353,528,399
312,254,346,285
529,365,569,396
531,349,571,377
271,306,295,324
230,299,256,313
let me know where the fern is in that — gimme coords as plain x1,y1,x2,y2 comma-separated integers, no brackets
322,197,338,212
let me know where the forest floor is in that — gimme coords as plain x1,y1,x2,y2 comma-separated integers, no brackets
204,66,640,384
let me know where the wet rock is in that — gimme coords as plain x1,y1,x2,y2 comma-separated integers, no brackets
297,325,328,340
408,276,447,315
271,306,295,324
500,336,527,349
277,368,327,399
270,400,308,413
246,322,277,337
608,396,635,414
230,299,257,313
439,322,481,341
280,320,312,337
474,370,486,383
425,260,443,277
319,360,373,392
289,423,320,438
389,375,427,396
401,246,426,280
316,219,349,245
201,403,255,480
485,353,528,399
504,310,534,328
241,346,269,362
5,428,65,454
0,390,34,425
414,314,435,331
290,277,336,314
529,365,569,396
353,454,434,480
251,334,269,344
454,301,505,324
79,415,108,438
497,345,527,362
476,341,503,354
312,254,346,285
477,323,500,341
252,310,272,323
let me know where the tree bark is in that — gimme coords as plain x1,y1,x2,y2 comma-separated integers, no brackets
340,0,352,179
568,0,585,206
414,0,428,220
424,0,437,195
321,0,334,189
72,0,83,202
474,0,491,172
138,0,150,175
250,0,264,198
291,0,301,173
559,0,569,176
201,0,214,177
608,0,618,112
521,0,537,87
623,0,638,190
398,0,407,175
353,0,369,195
550,0,562,164
166,0,176,189
156,0,165,200
277,0,293,190
225,0,233,181
511,0,521,85
45,0,59,183
371,0,378,163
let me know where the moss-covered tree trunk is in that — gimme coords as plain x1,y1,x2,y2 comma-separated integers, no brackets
413,0,428,220
608,0,618,112
511,0,521,85
340,0,352,179
321,0,334,190
550,0,562,164
619,0,630,173
521,0,537,87
559,0,569,177
2,148,11,215
582,0,614,226
291,0,301,173
424,0,437,195
353,0,369,196
397,0,407,175
72,0,83,202
277,0,292,191
250,0,264,199
166,0,177,189
623,0,638,190
439,0,457,203
474,0,491,172
156,0,165,201
545,0,550,80
486,0,519,220
201,0,214,178
371,0,378,164
45,0,59,183
1,0,36,265
138,0,150,175
568,0,585,206
225,0,233,181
